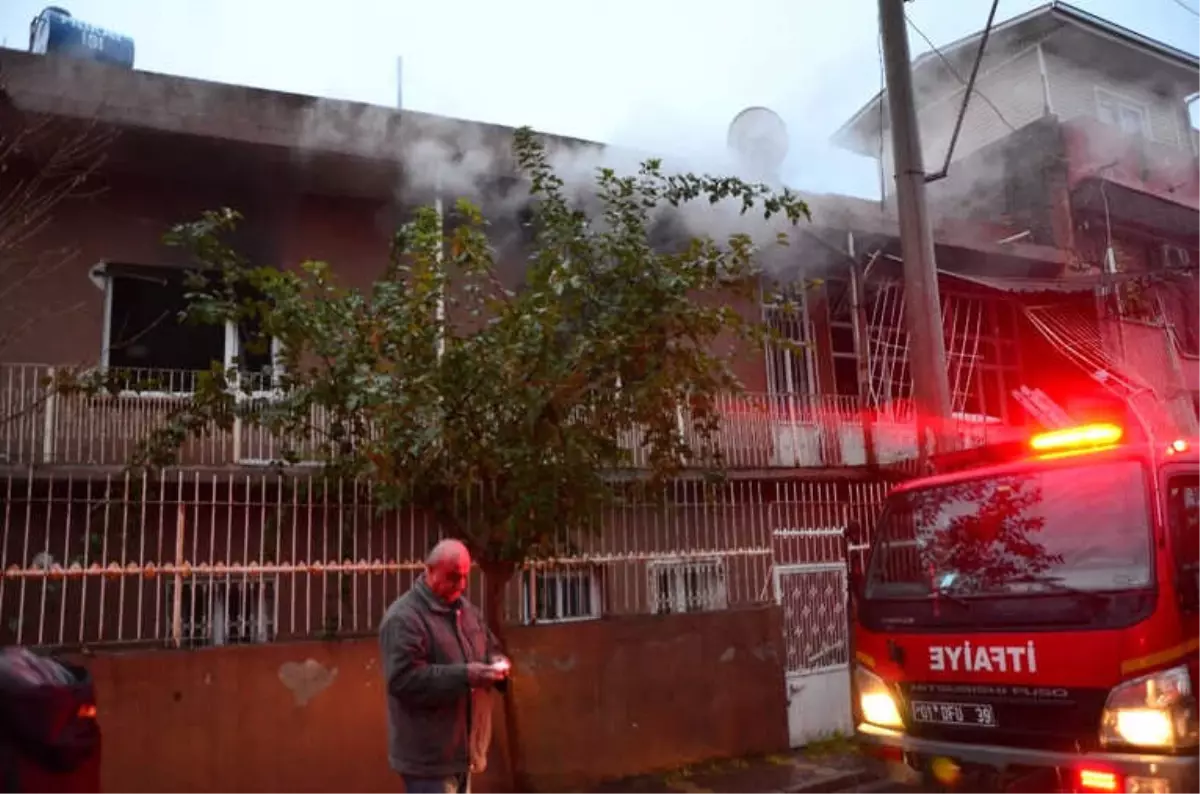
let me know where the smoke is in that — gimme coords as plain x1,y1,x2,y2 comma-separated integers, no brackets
294,95,878,282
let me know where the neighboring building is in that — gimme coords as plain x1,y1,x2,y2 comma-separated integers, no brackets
833,0,1199,441
0,39,1075,670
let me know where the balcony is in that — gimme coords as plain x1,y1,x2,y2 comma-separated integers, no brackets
0,363,1009,472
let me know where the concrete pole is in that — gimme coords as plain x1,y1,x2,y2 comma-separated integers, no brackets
878,0,952,457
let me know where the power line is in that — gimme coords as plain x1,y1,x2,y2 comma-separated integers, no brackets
1169,0,1200,17
904,13,1017,133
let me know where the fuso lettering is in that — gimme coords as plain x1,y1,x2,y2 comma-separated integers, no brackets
927,641,1038,674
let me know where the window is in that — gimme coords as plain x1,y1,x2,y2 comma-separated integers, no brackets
866,459,1154,605
825,280,862,398
165,578,277,648
520,567,601,624
764,297,815,397
99,265,281,395
1095,88,1150,138
648,557,729,614
1166,474,1200,611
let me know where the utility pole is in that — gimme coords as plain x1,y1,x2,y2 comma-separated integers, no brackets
877,0,952,459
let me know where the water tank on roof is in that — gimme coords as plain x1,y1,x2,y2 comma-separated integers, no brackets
28,7,135,69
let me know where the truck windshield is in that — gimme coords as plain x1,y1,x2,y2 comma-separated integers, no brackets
865,458,1153,600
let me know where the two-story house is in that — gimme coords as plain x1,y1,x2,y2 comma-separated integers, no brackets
0,38,1078,656
833,0,1199,441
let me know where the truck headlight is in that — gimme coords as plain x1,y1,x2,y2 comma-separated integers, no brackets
856,665,904,729
1100,664,1198,750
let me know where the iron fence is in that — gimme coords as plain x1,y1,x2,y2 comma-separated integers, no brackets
1,363,1007,470
0,470,890,651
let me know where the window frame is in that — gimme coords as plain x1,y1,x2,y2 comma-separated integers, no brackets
762,293,817,399
1166,472,1200,614
98,271,284,400
1094,87,1151,139
646,556,729,615
164,577,278,648
519,566,602,625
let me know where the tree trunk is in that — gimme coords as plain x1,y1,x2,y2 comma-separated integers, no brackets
481,561,531,793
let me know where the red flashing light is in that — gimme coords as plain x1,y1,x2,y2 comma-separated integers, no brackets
1077,767,1120,793
1029,423,1123,453
77,703,97,719
1167,439,1190,455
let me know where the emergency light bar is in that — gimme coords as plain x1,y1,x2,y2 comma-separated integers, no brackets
1029,423,1124,453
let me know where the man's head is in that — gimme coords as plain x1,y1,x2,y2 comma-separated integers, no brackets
425,539,471,604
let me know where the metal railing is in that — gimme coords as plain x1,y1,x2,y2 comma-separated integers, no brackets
0,363,1006,471
0,470,889,650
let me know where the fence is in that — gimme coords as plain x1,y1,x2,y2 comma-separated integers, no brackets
0,470,891,651
0,363,1009,470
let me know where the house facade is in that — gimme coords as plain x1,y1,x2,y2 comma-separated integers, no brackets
0,31,1109,654
833,0,1199,443
0,45,915,660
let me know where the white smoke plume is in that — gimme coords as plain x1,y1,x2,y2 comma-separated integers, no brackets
293,94,896,282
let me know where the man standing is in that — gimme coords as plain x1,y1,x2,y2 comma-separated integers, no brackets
379,539,509,793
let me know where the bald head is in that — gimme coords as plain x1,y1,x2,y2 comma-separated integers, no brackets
426,539,470,567
425,539,471,603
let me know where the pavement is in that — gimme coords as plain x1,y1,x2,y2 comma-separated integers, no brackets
581,738,899,793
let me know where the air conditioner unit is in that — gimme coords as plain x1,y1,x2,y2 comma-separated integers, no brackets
1162,244,1192,270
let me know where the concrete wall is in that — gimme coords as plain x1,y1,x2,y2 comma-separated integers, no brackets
72,606,787,792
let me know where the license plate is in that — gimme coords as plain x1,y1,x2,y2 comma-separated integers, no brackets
911,700,998,727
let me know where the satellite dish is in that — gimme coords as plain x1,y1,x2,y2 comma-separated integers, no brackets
726,106,789,182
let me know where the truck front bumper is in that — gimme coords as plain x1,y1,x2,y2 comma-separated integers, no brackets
857,722,1199,793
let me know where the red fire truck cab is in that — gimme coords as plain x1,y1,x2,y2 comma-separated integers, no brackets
853,423,1199,793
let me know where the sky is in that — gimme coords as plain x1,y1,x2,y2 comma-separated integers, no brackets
1,0,1197,198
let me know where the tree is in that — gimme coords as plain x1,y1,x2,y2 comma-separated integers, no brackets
0,100,115,445
0,105,114,355
95,126,809,783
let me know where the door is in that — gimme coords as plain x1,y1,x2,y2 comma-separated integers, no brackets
774,562,852,747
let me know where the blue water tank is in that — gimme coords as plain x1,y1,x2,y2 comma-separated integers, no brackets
28,7,135,69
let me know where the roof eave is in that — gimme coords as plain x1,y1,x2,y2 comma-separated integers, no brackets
829,1,1198,154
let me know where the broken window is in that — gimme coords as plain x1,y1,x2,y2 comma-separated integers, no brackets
943,294,1021,422
100,264,280,394
825,279,863,398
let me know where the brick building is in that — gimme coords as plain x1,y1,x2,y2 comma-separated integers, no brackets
2,8,1186,783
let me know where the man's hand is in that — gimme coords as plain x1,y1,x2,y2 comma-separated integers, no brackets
466,662,505,688
489,654,512,679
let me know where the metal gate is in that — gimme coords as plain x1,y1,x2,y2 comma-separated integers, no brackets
773,557,852,747
767,481,889,747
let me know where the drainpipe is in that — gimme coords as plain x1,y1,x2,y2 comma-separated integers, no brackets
1184,94,1199,158
1036,44,1054,117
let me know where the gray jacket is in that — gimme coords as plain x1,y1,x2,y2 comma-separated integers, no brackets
379,576,501,778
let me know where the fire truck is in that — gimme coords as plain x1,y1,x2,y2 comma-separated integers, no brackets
852,423,1199,793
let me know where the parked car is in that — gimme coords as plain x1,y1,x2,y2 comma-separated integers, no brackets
0,648,101,792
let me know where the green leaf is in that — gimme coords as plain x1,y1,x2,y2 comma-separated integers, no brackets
99,125,811,567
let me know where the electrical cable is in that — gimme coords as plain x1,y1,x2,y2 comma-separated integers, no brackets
904,13,1016,135
924,0,1001,182
1168,0,1199,17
